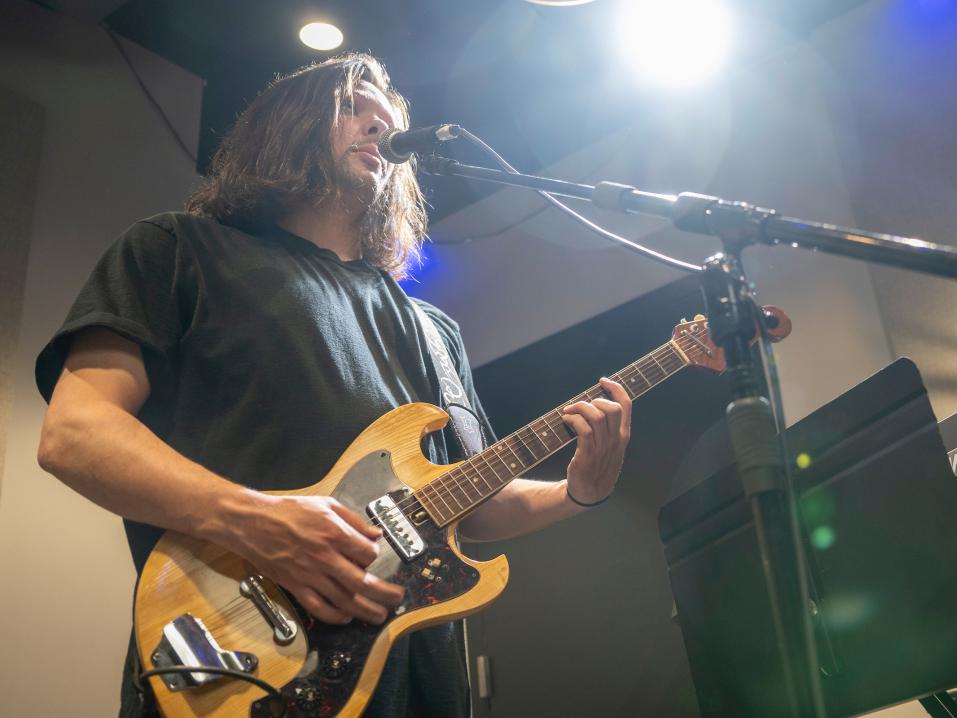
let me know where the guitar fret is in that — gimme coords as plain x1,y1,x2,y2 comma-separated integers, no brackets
420,485,451,524
638,359,666,384
620,367,650,396
505,435,536,468
495,443,524,475
416,489,440,521
466,460,496,492
545,411,575,441
453,466,484,502
477,450,506,482
468,459,504,497
518,425,549,456
541,412,567,443
427,479,459,519
538,411,567,453
531,418,563,453
485,448,515,481
657,346,684,371
441,476,467,511
650,351,668,373
428,481,456,518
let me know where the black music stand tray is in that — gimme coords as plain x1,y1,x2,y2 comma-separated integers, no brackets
659,358,957,717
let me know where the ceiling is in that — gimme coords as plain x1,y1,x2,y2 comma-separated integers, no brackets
26,0,882,365
41,0,872,223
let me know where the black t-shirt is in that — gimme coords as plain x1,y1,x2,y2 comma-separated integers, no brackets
35,211,492,718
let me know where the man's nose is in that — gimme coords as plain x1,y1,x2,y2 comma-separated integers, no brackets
366,117,388,136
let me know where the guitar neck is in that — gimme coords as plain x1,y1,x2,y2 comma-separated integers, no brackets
417,339,693,526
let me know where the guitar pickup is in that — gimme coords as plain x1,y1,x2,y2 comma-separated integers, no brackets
367,493,425,561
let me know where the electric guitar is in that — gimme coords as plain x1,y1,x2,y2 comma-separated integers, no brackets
135,307,792,717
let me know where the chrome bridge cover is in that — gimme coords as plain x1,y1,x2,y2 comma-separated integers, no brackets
150,613,257,692
367,493,425,561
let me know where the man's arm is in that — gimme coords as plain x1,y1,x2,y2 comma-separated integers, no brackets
38,327,403,624
458,377,632,542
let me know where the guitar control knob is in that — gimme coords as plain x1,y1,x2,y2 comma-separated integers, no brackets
321,651,352,679
293,684,322,712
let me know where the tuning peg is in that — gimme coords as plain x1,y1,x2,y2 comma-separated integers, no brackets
680,317,687,323
694,314,706,321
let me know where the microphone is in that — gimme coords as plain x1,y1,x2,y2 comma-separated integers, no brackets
377,124,461,164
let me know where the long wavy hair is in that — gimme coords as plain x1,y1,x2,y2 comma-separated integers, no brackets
185,53,427,279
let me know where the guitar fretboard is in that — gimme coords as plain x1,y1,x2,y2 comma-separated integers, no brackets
415,336,702,527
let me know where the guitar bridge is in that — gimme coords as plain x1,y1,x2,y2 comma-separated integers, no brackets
150,614,258,692
367,493,425,561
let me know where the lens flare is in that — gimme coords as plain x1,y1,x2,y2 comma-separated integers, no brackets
618,0,731,87
810,525,836,550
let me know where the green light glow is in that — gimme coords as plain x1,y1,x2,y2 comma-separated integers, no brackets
811,525,836,550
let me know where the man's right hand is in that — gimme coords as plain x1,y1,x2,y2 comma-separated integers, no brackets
223,492,406,625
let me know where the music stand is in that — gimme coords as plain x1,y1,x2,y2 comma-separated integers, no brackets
659,358,957,717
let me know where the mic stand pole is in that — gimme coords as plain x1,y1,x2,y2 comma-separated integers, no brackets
422,153,957,717
699,244,825,718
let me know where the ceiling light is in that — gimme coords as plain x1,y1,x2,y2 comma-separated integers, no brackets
299,22,344,51
619,0,731,87
525,0,598,5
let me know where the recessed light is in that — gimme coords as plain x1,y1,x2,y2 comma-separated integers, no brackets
299,22,344,51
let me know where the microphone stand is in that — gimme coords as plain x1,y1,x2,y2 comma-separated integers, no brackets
421,154,957,718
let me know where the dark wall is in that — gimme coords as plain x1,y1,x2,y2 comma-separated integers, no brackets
467,275,733,717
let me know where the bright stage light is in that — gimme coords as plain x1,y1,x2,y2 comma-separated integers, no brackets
619,0,731,87
525,0,598,5
299,22,344,51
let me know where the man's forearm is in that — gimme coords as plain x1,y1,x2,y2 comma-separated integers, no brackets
457,478,586,542
38,397,258,546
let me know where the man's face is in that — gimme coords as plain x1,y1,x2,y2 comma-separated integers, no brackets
329,80,402,203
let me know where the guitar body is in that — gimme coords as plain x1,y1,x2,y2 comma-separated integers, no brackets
135,402,510,717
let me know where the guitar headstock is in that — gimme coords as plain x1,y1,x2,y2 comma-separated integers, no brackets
671,305,792,373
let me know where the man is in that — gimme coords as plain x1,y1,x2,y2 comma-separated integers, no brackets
35,53,632,717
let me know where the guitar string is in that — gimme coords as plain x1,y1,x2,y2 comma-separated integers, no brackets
363,333,705,529
362,342,688,520
198,332,709,631
362,335,702,531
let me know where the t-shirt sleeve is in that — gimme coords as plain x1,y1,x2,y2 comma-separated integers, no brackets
35,219,199,405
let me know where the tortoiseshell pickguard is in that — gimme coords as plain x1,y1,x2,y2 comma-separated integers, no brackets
250,459,480,717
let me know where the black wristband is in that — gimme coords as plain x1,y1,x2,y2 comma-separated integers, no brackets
566,483,610,508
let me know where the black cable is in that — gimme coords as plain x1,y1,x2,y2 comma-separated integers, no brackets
138,665,285,703
435,202,551,244
433,145,619,243
456,128,702,274
104,27,199,166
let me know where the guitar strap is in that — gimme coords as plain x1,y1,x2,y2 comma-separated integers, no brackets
412,302,487,459
412,302,484,718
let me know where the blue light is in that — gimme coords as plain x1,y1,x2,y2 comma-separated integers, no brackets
884,0,957,35
399,240,436,296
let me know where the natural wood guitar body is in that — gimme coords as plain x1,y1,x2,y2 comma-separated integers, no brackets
135,402,510,717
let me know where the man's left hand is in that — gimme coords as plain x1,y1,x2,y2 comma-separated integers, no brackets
561,377,632,506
